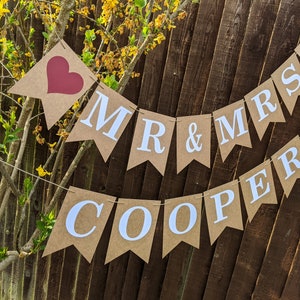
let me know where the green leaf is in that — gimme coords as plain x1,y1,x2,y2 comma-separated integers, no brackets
19,177,33,205
134,0,147,8
18,195,26,206
85,29,96,43
103,75,119,90
2,121,10,130
0,247,8,262
142,26,149,37
24,177,33,194
6,134,18,143
0,144,7,154
81,51,95,67
29,27,35,39
42,32,49,40
129,34,136,45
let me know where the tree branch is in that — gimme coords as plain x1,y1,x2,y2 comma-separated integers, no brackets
44,0,75,53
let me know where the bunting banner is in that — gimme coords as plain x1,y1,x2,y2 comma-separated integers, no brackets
213,100,252,161
204,180,243,244
271,53,300,115
127,109,175,175
239,160,277,222
7,40,300,263
42,135,299,262
8,40,96,129
163,194,202,257
105,199,160,264
43,186,116,262
67,84,137,161
272,136,300,197
176,115,211,173
244,78,285,140
7,40,300,168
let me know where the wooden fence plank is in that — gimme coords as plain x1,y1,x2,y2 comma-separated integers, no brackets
159,1,225,298
101,39,166,299
252,184,300,299
225,0,300,298
46,251,66,300
281,239,300,299
174,0,252,299
133,4,200,299
225,205,279,300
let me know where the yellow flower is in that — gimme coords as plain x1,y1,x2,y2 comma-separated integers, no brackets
0,0,10,19
35,134,45,145
36,165,52,177
47,142,57,153
72,100,80,111
47,142,57,148
154,13,166,29
0,37,7,54
100,0,119,25
154,32,165,44
177,11,187,20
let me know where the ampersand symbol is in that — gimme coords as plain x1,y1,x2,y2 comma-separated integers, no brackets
186,123,203,153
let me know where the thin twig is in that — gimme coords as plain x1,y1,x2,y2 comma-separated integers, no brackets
15,26,37,64
0,158,22,197
0,100,33,220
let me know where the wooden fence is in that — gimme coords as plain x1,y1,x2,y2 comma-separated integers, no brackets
1,0,300,299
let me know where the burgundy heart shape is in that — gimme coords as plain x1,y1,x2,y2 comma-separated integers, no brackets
47,56,84,95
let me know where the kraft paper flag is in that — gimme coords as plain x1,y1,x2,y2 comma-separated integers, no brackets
204,180,243,244
162,194,202,258
67,84,137,161
244,78,285,140
213,100,252,161
295,44,300,57
105,199,160,264
271,53,300,115
43,186,115,262
272,135,300,196
176,115,211,173
240,160,277,222
8,40,96,129
127,109,175,175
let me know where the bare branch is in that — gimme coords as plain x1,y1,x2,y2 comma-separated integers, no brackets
0,158,22,197
0,251,19,272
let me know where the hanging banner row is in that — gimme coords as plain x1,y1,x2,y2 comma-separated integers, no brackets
43,135,300,263
8,41,300,175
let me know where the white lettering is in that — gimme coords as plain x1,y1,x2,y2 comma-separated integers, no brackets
251,89,277,122
277,147,300,180
119,206,152,241
281,63,300,96
80,91,132,141
215,106,248,145
168,203,197,235
210,189,235,223
66,200,103,238
137,118,166,153
245,169,270,204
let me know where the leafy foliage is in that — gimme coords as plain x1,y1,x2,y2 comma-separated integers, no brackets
18,177,33,206
32,211,56,253
0,108,22,157
0,247,8,262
